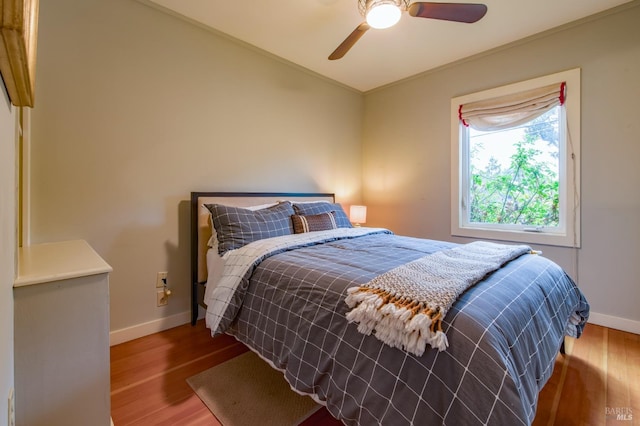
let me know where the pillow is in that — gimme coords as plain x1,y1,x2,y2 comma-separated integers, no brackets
205,201,295,255
291,212,338,234
205,202,278,248
292,202,352,228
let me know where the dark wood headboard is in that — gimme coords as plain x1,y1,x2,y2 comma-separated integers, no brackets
190,192,335,325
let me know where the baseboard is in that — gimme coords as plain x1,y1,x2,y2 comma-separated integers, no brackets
588,311,640,335
108,309,638,347
109,311,192,346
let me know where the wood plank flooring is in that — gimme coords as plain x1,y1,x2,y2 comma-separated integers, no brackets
111,321,638,425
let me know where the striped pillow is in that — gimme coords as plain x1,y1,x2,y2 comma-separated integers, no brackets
291,212,338,234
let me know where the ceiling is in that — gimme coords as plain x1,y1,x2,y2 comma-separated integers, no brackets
145,0,632,92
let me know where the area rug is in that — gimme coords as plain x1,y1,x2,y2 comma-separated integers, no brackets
187,351,320,426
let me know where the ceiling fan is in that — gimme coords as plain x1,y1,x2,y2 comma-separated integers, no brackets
329,0,488,60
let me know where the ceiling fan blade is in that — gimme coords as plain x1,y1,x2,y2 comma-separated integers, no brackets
328,23,370,60
407,2,487,23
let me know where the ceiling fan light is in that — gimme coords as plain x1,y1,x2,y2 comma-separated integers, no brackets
366,3,402,29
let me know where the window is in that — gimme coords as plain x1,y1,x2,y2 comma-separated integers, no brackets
451,69,580,247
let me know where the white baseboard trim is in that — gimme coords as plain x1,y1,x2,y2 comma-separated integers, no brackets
109,311,192,346
588,311,640,335
109,309,638,347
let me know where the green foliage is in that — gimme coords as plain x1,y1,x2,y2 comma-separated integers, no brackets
469,110,560,227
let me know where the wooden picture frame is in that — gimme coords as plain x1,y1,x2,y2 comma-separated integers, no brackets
0,0,39,107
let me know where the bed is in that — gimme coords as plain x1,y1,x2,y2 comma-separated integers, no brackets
190,191,589,425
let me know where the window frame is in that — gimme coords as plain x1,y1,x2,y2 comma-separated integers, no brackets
450,69,581,248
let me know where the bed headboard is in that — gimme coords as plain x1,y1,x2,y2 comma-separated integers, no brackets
190,191,335,325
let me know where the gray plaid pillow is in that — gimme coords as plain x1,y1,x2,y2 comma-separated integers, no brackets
292,202,352,228
205,201,295,255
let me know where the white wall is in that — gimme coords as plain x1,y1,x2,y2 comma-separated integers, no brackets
30,0,364,337
362,3,640,333
0,85,17,423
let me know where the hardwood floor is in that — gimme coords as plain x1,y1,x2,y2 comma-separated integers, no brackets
111,321,638,425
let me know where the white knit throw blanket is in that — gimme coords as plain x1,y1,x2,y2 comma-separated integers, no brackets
345,241,533,355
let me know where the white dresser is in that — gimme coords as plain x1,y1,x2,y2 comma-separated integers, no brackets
14,240,112,426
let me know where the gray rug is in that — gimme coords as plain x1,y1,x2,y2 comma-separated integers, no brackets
187,351,320,426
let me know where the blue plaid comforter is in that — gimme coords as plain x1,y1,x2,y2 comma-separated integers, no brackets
212,231,589,425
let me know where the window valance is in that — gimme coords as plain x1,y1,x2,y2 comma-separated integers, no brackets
459,82,566,131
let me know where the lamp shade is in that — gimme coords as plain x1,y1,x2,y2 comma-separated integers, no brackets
350,205,367,225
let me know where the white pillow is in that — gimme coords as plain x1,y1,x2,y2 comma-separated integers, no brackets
290,200,330,204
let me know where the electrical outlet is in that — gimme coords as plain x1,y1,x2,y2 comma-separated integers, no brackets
8,387,15,426
156,271,168,288
157,290,168,306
